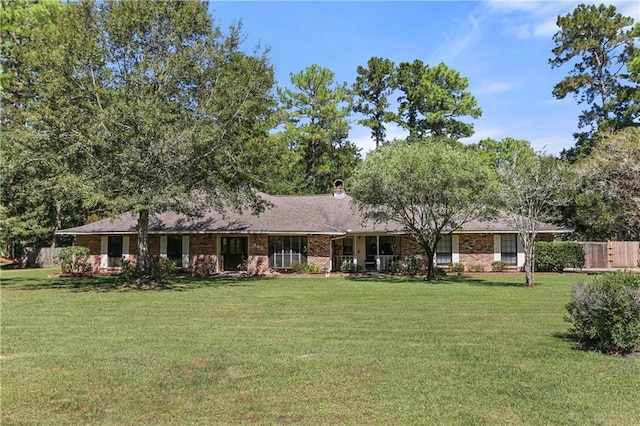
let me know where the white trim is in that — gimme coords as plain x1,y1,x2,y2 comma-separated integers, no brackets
452,235,459,263
160,236,167,259
494,235,501,262
517,235,525,267
122,236,130,261
100,236,108,268
182,235,190,268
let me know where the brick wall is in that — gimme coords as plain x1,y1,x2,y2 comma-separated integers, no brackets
308,234,331,270
190,234,217,275
400,235,426,258
249,234,269,275
399,233,498,271
459,234,494,270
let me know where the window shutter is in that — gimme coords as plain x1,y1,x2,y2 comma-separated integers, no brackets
100,236,108,268
494,235,501,262
122,237,130,261
182,236,190,268
452,235,460,263
517,235,525,267
160,236,167,258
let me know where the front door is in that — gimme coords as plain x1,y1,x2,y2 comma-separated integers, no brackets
221,237,248,271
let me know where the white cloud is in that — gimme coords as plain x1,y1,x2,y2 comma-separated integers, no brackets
431,13,485,64
474,80,521,95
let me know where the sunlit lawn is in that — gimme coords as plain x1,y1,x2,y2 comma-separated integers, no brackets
2,268,639,425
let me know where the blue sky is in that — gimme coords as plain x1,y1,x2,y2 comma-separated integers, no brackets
209,1,639,156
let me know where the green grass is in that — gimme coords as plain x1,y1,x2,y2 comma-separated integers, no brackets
2,269,639,425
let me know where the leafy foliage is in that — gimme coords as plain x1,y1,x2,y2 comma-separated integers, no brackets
350,138,495,280
392,60,481,140
534,242,585,272
550,3,638,160
278,64,359,194
574,128,640,240
566,272,640,354
5,0,277,271
352,57,395,149
119,257,177,288
54,246,91,274
491,261,509,272
496,151,572,287
293,262,326,274
340,261,364,273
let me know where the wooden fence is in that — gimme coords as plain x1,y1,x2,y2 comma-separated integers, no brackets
23,247,61,268
576,241,640,269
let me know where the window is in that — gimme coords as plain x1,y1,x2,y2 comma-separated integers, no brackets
107,236,123,267
379,236,395,256
501,234,518,266
436,235,452,265
269,236,307,268
342,238,354,256
167,236,183,267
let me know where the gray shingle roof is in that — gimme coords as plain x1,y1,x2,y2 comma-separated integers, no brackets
57,193,569,235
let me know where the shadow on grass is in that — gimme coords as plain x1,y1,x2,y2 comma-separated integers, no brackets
343,273,493,286
343,273,529,287
2,274,272,293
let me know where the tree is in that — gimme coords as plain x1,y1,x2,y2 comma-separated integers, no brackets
474,137,535,169
550,3,639,161
18,0,277,273
352,57,395,149
0,0,85,256
349,138,495,281
576,127,640,240
278,64,360,194
497,153,570,287
393,60,482,140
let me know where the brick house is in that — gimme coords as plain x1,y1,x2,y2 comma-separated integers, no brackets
57,188,566,275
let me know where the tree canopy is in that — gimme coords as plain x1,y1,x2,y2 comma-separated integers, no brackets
2,0,277,270
550,3,639,161
349,138,495,280
278,64,360,194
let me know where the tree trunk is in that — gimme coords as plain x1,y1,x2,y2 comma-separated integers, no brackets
524,246,535,288
424,246,436,281
52,202,62,248
137,209,149,273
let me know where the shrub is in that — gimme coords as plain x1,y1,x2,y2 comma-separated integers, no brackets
119,256,177,288
54,246,92,274
450,262,465,274
535,241,585,272
565,272,640,354
491,261,509,272
294,262,326,274
340,260,364,273
470,264,485,272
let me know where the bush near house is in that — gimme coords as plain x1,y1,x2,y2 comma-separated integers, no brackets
535,241,585,272
340,261,364,273
566,272,640,354
53,246,91,274
491,261,509,272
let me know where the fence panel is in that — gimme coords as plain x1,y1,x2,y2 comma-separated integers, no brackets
577,242,608,269
23,247,61,268
609,241,640,268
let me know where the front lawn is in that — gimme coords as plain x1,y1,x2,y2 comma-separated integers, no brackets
1,269,638,424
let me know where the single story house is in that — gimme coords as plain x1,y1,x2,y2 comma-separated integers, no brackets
57,185,568,274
